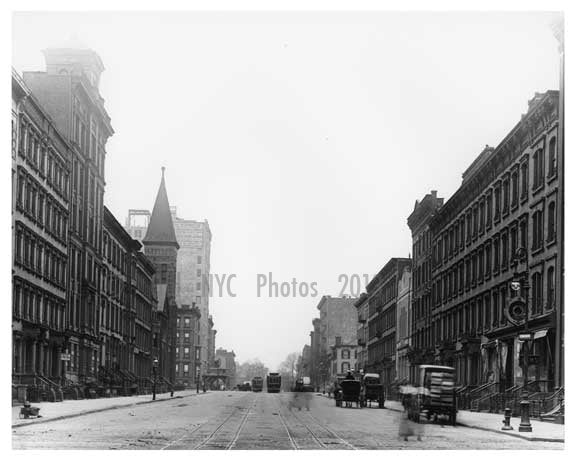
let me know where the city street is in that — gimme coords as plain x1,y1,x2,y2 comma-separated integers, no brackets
12,392,562,450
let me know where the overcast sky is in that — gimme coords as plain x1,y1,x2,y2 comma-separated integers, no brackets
12,11,561,370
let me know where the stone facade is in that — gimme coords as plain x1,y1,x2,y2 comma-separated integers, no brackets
354,293,369,373
366,258,411,389
316,295,358,384
12,70,71,398
170,209,212,382
330,342,359,377
142,169,179,388
428,91,562,391
406,190,444,382
396,267,412,383
23,47,114,385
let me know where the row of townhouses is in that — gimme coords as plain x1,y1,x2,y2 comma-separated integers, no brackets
300,90,563,416
11,46,220,402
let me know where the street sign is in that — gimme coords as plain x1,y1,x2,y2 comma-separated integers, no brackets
60,353,71,361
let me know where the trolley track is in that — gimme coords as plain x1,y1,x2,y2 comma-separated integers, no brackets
160,394,256,450
277,394,358,450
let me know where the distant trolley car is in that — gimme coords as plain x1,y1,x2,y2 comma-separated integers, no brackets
266,373,282,393
251,376,263,392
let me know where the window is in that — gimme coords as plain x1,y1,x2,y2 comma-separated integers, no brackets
494,184,501,219
547,267,555,310
341,349,350,359
532,210,544,251
175,364,179,375
548,137,557,177
492,291,499,327
501,232,509,269
341,362,350,373
533,148,544,189
197,256,202,264
184,317,190,326
184,347,190,358
547,202,556,242
183,364,189,376
493,239,500,272
502,178,510,214
486,192,493,227
521,162,528,199
511,171,519,207
531,272,543,314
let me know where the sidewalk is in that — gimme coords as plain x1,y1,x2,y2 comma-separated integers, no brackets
384,400,564,443
12,389,207,429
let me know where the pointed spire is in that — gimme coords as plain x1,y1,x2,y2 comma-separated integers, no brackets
143,168,180,249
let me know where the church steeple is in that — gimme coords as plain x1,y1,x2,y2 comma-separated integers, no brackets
143,167,180,249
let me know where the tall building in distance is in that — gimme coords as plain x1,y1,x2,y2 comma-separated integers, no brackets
171,208,212,382
22,46,114,385
142,168,179,386
316,295,358,384
126,206,212,386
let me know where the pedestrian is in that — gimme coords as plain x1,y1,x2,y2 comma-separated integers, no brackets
397,411,422,442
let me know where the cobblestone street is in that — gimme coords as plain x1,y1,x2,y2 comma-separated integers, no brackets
12,392,563,450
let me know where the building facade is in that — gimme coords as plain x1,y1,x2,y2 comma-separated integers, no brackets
23,47,114,385
100,207,156,393
331,342,359,377
142,168,179,387
214,348,237,390
125,208,213,385
316,295,358,383
406,190,444,382
354,293,369,373
366,258,411,389
428,91,562,391
396,267,412,383
309,318,322,390
174,304,201,388
12,70,71,397
171,209,212,383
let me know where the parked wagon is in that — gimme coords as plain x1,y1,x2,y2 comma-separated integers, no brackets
335,376,362,408
406,365,457,426
360,373,385,408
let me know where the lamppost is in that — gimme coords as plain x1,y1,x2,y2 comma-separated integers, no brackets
152,358,158,401
509,247,532,432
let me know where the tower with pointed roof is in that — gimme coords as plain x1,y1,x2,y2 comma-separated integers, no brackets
143,168,179,385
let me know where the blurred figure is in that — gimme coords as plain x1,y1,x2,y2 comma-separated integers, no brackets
397,410,423,442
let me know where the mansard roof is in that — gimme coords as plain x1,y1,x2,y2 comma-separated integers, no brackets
143,168,180,249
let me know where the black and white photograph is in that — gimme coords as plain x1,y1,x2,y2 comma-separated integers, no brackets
7,1,567,452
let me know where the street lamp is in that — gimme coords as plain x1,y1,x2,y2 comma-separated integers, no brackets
510,247,532,433
152,358,159,401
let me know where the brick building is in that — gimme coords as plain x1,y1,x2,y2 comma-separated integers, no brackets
100,207,156,394
142,168,179,388
354,293,369,373
428,91,562,391
22,46,114,385
396,266,412,383
366,258,411,389
12,70,71,399
406,190,444,381
316,295,358,383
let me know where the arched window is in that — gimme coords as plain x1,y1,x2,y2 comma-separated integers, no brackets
547,202,556,242
547,267,555,309
548,137,557,177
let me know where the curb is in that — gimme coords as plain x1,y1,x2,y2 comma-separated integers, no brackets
385,403,564,443
12,393,203,429
321,395,564,444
